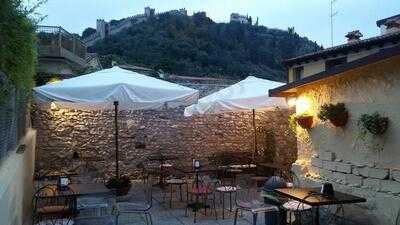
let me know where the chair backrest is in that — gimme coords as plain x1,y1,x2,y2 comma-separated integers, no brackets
119,182,153,208
33,184,76,223
235,176,261,205
197,174,220,189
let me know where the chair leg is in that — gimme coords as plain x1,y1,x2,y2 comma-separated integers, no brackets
147,212,153,225
229,192,233,211
179,184,183,201
297,211,302,225
253,213,258,225
204,195,207,216
213,194,218,220
222,192,225,219
144,212,150,225
233,208,239,225
170,184,173,208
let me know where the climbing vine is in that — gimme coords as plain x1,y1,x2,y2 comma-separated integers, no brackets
0,0,45,103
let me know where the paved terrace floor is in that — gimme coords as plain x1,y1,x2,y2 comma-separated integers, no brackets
72,185,363,225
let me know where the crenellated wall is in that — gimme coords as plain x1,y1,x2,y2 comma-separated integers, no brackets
291,55,400,225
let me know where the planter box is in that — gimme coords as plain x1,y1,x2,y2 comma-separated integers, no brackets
296,116,313,129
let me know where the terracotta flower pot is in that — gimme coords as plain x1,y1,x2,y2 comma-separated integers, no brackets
296,116,313,129
329,112,349,127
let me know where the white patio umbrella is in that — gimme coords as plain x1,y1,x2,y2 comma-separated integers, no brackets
184,76,287,158
34,66,199,177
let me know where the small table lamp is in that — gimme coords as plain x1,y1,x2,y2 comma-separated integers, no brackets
193,159,201,170
58,175,70,191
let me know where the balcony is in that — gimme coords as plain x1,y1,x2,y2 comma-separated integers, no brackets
37,25,87,68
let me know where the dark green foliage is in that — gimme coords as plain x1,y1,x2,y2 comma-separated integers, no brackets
91,14,321,81
358,112,389,135
256,128,276,163
318,103,347,121
98,54,127,68
82,27,96,38
105,176,131,189
0,0,40,103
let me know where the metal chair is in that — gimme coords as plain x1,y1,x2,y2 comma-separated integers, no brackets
33,184,75,225
186,174,218,223
282,172,313,225
76,192,116,218
233,177,279,225
216,170,241,219
116,182,153,225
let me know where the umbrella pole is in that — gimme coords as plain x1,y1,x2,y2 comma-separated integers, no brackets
114,101,119,178
252,109,257,161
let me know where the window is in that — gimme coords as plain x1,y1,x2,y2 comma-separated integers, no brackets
325,57,347,70
293,66,304,81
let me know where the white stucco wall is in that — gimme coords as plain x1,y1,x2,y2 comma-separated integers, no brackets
0,129,36,225
303,60,325,77
292,55,400,225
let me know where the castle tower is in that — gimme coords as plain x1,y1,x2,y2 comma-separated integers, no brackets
96,19,107,39
145,7,155,17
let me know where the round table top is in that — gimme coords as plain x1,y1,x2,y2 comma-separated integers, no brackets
226,169,243,173
216,186,239,192
251,176,268,181
166,178,186,184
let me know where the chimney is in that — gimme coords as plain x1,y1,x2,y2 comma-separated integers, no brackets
345,30,363,43
384,19,400,34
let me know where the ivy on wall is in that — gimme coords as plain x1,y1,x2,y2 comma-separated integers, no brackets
0,0,43,103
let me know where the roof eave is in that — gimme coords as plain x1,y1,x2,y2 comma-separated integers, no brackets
270,45,400,97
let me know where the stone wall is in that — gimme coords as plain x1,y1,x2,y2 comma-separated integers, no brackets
33,105,296,180
0,129,36,225
291,56,400,225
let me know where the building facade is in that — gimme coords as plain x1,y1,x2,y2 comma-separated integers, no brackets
270,15,400,225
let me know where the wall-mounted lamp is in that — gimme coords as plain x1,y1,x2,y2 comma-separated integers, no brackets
296,97,311,115
50,102,58,110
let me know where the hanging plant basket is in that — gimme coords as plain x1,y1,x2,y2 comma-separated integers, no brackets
329,111,349,127
105,176,132,196
358,112,389,135
318,103,349,127
296,115,313,129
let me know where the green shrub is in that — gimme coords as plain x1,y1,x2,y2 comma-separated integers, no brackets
0,0,42,103
318,103,347,121
105,176,131,189
358,112,389,136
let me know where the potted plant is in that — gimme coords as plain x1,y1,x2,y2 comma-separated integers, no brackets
318,103,349,127
294,113,314,129
105,176,132,196
358,112,389,135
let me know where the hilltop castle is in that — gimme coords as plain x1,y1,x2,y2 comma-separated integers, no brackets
84,7,188,46
83,7,257,47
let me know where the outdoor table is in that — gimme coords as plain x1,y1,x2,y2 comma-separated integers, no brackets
36,170,79,181
274,187,366,225
147,154,178,188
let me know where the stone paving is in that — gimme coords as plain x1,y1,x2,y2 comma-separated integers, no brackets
73,186,361,225
76,187,261,225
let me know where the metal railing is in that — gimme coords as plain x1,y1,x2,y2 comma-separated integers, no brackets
0,72,28,164
36,25,87,66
